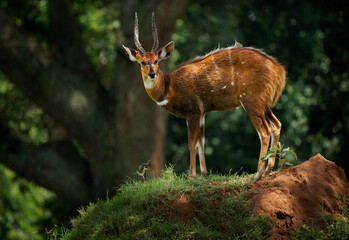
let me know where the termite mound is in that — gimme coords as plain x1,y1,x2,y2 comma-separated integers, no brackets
248,153,349,239
167,154,349,239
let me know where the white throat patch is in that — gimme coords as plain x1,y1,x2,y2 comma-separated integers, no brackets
144,77,155,89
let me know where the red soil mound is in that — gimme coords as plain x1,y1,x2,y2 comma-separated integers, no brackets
168,154,349,239
249,153,349,239
170,193,195,222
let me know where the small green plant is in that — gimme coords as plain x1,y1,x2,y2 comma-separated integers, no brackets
136,160,151,182
262,142,297,169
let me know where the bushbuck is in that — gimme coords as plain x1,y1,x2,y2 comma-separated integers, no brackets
122,13,286,182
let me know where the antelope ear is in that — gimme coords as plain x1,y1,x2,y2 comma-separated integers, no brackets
122,45,141,62
157,41,175,60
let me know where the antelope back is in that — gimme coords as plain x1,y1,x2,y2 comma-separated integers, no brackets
167,43,286,113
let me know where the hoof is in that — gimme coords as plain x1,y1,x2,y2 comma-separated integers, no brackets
262,171,270,177
262,165,275,178
252,172,262,183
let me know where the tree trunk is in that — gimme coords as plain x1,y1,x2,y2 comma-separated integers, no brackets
0,0,189,205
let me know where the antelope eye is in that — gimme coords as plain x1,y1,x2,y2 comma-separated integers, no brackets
141,61,147,66
154,60,158,64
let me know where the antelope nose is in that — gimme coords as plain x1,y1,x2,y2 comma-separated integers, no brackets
149,72,156,79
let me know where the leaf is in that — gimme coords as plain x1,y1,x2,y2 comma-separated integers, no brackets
283,149,298,160
262,151,276,160
285,162,294,167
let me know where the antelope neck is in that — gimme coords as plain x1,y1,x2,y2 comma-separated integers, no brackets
145,70,170,103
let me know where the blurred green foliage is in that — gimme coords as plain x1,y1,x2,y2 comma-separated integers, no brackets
0,1,118,239
0,165,50,239
0,74,49,145
73,0,119,85
0,0,348,239
0,164,74,240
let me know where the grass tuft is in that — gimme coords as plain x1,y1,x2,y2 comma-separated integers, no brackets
58,168,271,240
291,193,349,240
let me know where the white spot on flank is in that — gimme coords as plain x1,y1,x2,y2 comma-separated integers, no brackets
157,99,168,106
242,82,246,86
211,89,215,92
243,93,246,96
231,80,235,86
239,94,242,98
221,85,227,89
241,61,245,64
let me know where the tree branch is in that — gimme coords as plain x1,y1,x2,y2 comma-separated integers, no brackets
0,117,92,205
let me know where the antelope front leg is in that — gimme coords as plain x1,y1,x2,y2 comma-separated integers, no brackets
187,116,201,177
253,130,271,182
242,101,271,182
263,108,282,177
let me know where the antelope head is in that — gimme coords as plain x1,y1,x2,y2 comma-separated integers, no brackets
122,13,174,89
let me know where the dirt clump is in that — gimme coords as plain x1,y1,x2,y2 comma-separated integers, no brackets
169,193,195,222
249,153,349,239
